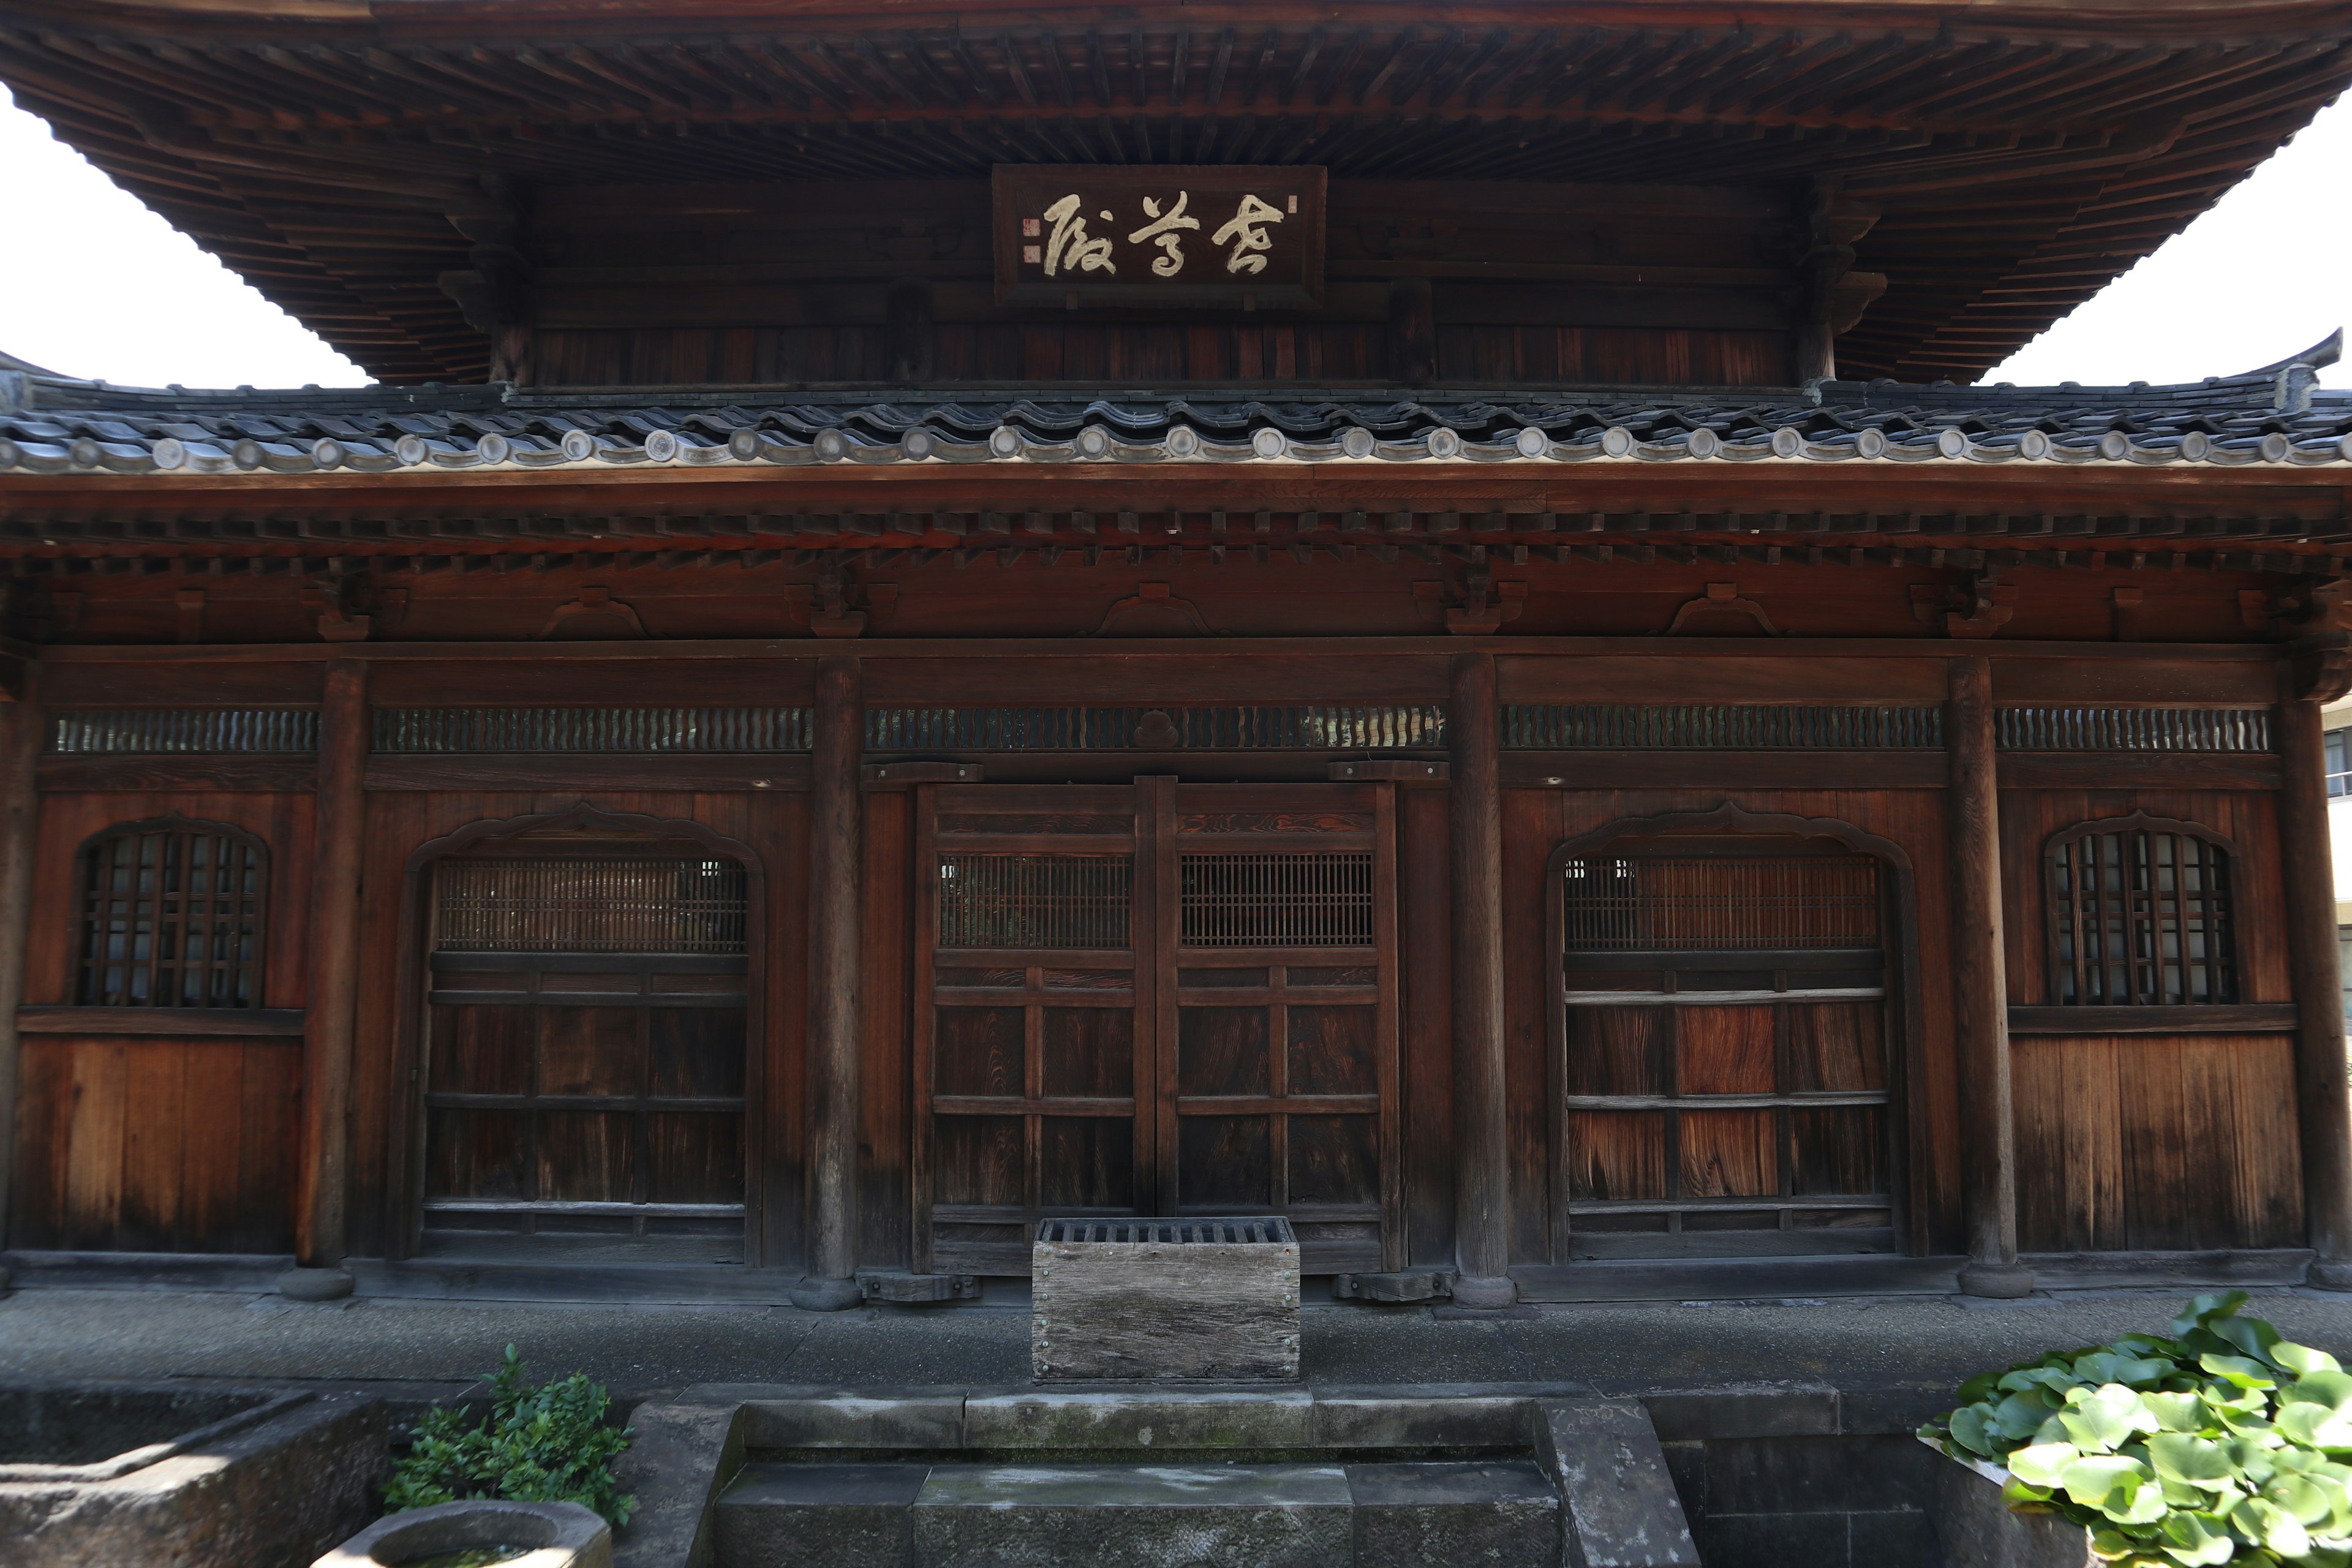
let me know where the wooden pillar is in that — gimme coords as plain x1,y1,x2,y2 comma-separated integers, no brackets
1449,652,1513,1306
798,654,864,1310
1948,657,2032,1296
2275,682,2352,1287
287,658,367,1298
0,668,43,1283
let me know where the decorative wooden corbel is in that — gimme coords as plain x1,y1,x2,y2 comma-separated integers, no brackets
537,585,648,640
784,555,897,639
1088,581,1219,637
303,576,398,643
2293,634,2352,703
1660,582,1779,637
1413,568,1526,635
1910,574,2015,639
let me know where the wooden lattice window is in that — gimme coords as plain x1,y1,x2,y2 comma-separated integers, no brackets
938,854,1132,949
2045,815,2237,1006
75,820,267,1008
436,858,748,954
1561,855,1880,952
1180,851,1374,948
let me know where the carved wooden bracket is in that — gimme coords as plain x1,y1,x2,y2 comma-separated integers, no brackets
786,556,898,639
1660,582,1779,637
1910,575,2015,639
1088,581,1219,637
1414,570,1526,635
2111,586,2144,643
303,578,402,643
2293,634,2352,703
538,586,647,640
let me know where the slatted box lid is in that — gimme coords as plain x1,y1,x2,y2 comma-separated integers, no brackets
1035,1217,1297,1246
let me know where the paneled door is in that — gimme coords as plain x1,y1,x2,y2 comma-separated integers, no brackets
418,851,751,1262
1556,844,1897,1259
914,779,1401,1275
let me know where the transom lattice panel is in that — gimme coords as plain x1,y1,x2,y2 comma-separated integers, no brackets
2048,823,2236,1005
436,859,748,954
937,854,1133,950
1561,856,1880,952
1180,853,1374,948
76,823,266,1008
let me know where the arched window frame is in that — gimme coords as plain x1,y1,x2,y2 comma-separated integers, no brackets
2041,812,2238,1007
73,815,270,1009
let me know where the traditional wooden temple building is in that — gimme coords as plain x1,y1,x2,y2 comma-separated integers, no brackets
1,0,2350,1312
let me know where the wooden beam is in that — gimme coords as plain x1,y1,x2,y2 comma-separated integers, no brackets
0,666,42,1278
2275,679,2352,1290
799,651,864,1308
1448,650,1512,1306
291,656,366,1297
1948,654,2032,1298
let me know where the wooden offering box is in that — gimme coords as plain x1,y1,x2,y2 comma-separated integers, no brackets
1032,1218,1302,1382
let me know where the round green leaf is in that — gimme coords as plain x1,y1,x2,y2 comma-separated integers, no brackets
2146,1433,2232,1490
2278,1344,2345,1378
2010,1442,2082,1489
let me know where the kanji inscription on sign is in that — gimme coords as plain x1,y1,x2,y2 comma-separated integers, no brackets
993,165,1327,311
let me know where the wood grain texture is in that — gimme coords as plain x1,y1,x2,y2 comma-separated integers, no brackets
0,674,44,1251
2275,693,2352,1265
1031,1236,1301,1381
808,654,864,1282
298,658,367,1265
2013,1034,2304,1253
1450,653,1510,1287
1948,655,2020,1274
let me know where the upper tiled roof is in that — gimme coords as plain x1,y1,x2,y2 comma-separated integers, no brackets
2,337,2345,480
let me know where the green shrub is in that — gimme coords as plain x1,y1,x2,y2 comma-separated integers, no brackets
1921,1294,2352,1566
385,1345,635,1528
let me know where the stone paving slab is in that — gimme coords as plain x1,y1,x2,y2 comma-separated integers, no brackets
909,1463,1353,1568
8,1283,2352,1410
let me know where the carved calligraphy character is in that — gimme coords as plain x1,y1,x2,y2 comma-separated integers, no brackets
1126,192,1200,277
1042,195,1115,276
1211,194,1284,275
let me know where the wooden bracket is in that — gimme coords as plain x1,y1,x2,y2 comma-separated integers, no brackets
1088,581,1219,637
788,557,897,638
1661,581,1779,637
1332,1268,1455,1302
1910,576,2015,639
2293,634,2352,703
538,586,647,640
1414,573,1526,636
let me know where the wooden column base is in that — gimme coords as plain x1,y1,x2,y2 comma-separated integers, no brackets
789,1278,863,1311
1450,1275,1518,1310
1956,1261,2036,1299
2309,1261,2352,1292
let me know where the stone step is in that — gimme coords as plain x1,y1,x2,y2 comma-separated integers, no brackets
714,1458,1559,1568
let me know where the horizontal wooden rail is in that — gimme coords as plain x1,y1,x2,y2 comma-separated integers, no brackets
15,1005,306,1038
2005,1003,2298,1035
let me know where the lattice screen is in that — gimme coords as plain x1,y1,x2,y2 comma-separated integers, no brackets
437,858,748,953
1561,856,1880,951
1179,852,1374,948
77,824,266,1007
937,854,1133,949
2049,826,2236,1005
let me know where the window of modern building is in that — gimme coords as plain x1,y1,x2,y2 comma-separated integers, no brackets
75,820,267,1008
2328,728,2352,798
2046,817,2236,1006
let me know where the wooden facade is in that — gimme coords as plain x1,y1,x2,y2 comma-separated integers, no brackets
2,0,2351,1305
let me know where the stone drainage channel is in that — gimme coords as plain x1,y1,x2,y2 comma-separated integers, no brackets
616,1385,1952,1568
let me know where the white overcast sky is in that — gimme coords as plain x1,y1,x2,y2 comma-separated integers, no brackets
0,85,2344,391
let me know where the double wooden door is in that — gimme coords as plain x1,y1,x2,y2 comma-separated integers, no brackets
914,779,1401,1276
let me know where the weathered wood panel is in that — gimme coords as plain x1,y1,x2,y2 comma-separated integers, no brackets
2011,1034,2304,1252
1397,783,1454,1269
1516,786,1959,1261
8,1036,300,1253
860,786,913,1271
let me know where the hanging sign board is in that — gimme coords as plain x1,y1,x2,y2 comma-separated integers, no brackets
993,165,1327,311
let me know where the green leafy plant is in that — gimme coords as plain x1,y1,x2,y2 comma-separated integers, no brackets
385,1345,635,1528
1921,1294,2352,1566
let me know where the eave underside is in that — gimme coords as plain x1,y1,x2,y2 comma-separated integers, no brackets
3,9,2347,384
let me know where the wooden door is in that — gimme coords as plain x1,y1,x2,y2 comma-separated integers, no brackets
418,853,750,1262
1557,846,1896,1259
914,780,1401,1275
